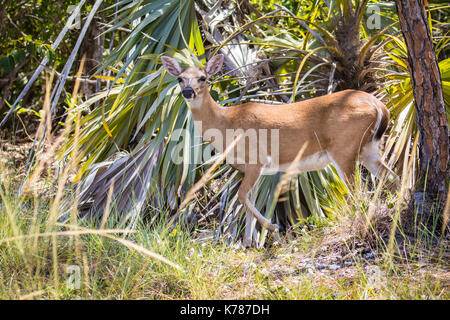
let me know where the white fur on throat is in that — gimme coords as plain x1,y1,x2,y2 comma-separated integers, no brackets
186,93,204,109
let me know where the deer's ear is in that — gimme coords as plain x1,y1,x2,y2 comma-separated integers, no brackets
205,54,224,77
161,56,183,76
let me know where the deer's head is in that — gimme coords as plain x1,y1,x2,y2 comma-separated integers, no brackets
161,54,224,100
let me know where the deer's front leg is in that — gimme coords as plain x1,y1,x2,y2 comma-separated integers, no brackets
244,210,256,248
238,165,280,247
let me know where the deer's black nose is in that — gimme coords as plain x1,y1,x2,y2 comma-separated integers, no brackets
182,87,195,99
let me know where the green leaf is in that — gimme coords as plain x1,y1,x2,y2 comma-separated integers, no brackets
0,56,14,73
11,50,26,65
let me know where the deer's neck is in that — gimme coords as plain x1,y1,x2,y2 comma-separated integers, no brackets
187,88,224,133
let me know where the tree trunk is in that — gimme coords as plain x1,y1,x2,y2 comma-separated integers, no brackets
395,0,449,205
78,2,105,100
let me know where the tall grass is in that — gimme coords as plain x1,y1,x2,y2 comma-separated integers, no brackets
0,68,181,299
1,135,448,300
0,63,447,300
0,173,447,299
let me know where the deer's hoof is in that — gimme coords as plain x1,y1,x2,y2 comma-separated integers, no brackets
273,224,284,233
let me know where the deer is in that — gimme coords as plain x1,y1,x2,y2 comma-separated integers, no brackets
161,54,396,248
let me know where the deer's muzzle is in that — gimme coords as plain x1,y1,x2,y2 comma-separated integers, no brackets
182,87,195,99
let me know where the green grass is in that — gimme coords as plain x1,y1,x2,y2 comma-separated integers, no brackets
0,125,448,300
0,177,447,300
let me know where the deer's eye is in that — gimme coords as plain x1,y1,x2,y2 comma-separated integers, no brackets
177,77,183,83
199,76,206,82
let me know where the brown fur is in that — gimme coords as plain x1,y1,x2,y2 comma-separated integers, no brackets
162,55,394,247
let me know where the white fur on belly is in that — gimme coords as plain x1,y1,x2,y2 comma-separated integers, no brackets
261,151,330,175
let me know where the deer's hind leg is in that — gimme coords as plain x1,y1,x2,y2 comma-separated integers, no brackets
360,140,399,188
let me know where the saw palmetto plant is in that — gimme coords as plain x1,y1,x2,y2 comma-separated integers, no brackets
14,0,449,247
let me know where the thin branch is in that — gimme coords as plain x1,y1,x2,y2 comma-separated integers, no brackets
0,55,31,112
0,0,11,34
327,62,336,94
0,0,88,128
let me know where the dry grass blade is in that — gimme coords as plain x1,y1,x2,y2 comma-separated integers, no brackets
104,235,182,271
19,290,46,300
442,189,450,234
54,223,182,270
0,228,135,243
177,134,243,212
